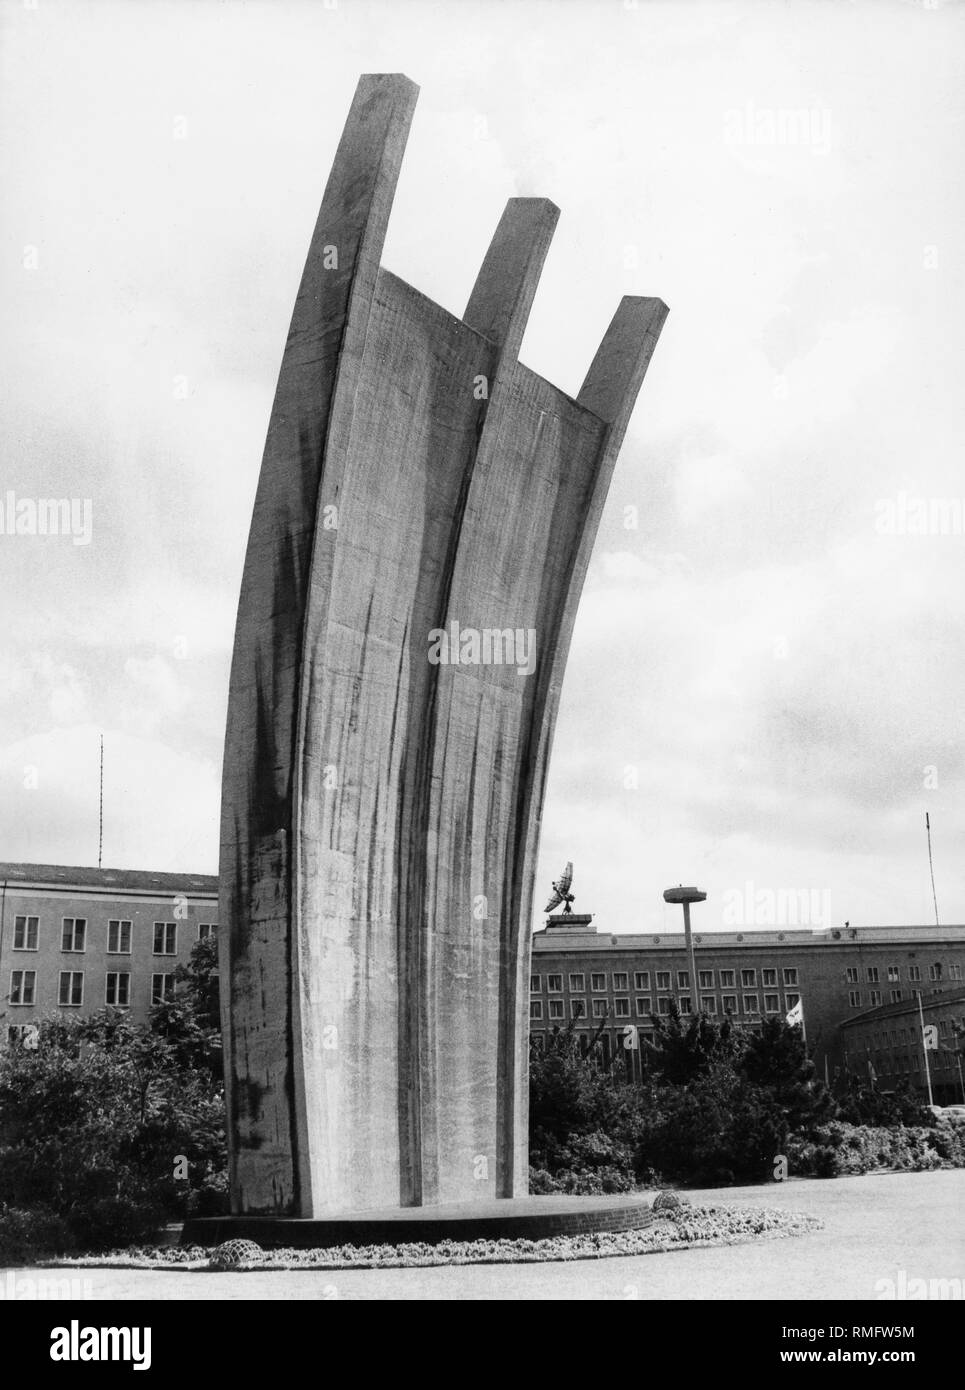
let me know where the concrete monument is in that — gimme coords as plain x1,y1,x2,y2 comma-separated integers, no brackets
218,73,667,1218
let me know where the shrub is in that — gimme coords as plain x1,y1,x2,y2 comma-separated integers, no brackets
0,940,227,1257
0,1206,71,1265
786,1121,965,1177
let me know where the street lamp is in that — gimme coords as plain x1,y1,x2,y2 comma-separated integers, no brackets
663,885,707,1012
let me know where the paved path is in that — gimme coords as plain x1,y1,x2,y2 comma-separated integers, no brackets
10,1170,965,1300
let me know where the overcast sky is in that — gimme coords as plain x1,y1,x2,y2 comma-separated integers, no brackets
2,0,964,935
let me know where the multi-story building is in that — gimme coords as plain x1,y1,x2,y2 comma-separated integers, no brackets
837,987,965,1105
0,863,218,1040
5,863,965,1098
531,913,965,1078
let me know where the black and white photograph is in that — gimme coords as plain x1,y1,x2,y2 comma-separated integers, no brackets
0,0,963,1341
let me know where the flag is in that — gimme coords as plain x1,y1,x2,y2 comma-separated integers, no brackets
786,998,804,1027
867,1055,877,1084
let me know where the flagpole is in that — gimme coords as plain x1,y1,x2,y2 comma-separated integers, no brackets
917,989,934,1107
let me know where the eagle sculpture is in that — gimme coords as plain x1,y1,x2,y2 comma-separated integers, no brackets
544,862,575,914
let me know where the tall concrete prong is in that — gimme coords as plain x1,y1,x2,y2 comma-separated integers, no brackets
578,295,670,445
464,197,560,360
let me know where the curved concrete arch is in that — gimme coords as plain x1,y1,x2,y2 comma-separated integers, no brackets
220,74,667,1216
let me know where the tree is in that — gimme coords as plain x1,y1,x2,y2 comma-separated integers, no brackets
0,939,227,1252
644,1001,744,1085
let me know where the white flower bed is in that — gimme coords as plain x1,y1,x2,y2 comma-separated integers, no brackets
50,1205,821,1272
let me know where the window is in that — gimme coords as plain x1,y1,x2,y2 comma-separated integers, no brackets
743,994,759,1014
656,971,671,990
950,964,963,981
548,999,564,1019
591,973,606,991
677,970,690,990
13,915,38,950
106,973,131,1007
198,923,218,941
762,968,777,987
701,995,717,1015
909,965,921,982
8,1024,38,1047
153,922,177,956
869,990,881,1007
849,990,861,1007
740,969,756,988
592,999,608,1018
657,996,671,1015
151,974,176,1005
679,997,692,1016
929,963,943,982
612,997,629,1018
530,975,541,993
61,918,86,952
529,1000,542,1020
568,973,585,993
783,968,798,986
570,1000,586,1019
634,971,650,991
786,992,801,1010
698,969,714,989
530,1033,545,1053
9,970,36,1006
867,966,879,983
612,972,629,991
846,967,859,984
764,994,779,1013
108,919,132,954
719,969,735,988
635,996,652,1016
721,994,737,1015
59,971,84,1007
887,965,900,983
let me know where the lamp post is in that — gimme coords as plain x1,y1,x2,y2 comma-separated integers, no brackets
663,885,707,1013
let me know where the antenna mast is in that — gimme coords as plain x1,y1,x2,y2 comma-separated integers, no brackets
98,734,104,870
926,811,939,927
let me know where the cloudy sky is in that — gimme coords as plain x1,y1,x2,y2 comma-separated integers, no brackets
2,0,963,934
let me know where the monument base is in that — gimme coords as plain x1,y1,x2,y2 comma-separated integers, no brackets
182,1194,657,1249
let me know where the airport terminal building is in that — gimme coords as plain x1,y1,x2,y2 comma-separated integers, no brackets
3,862,964,1097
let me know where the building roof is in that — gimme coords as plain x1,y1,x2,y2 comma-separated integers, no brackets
0,862,218,896
533,922,965,951
838,986,965,1031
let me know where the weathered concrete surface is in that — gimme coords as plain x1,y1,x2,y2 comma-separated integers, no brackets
220,73,668,1216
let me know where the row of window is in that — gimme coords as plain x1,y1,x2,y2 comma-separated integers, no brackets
8,969,177,1008
845,963,961,985
865,1018,959,1050
531,967,800,994
10,916,217,955
849,987,950,1009
530,991,801,1021
849,989,904,1007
